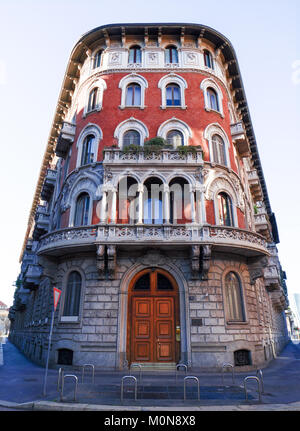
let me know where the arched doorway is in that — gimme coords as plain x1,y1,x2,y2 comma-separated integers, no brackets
127,268,180,365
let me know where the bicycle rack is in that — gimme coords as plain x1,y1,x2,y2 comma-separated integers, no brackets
221,363,235,386
175,364,187,381
244,376,262,403
82,364,95,384
121,375,137,401
183,376,200,400
57,367,64,392
60,374,78,402
256,369,264,393
129,363,142,381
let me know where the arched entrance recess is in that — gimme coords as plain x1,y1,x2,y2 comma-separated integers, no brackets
127,268,180,365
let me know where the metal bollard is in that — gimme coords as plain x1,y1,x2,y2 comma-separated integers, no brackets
60,374,78,402
121,375,137,401
244,376,262,403
57,367,64,392
256,369,264,393
175,364,187,381
183,376,200,401
221,363,235,386
129,363,142,381
82,364,95,384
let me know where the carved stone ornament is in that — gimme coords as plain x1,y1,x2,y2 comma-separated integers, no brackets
139,249,167,266
201,244,211,280
96,245,106,279
107,245,117,279
191,245,200,279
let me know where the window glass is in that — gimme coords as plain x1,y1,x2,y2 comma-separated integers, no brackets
93,50,102,68
88,88,98,111
129,46,142,64
225,272,245,321
218,192,233,226
157,273,173,290
165,46,178,63
134,273,150,290
166,84,181,106
81,135,95,165
63,271,82,316
74,193,90,226
123,130,140,147
204,50,214,69
125,84,141,106
166,130,184,148
207,88,219,111
212,134,226,165
143,180,163,224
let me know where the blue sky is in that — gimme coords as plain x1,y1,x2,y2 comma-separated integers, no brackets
0,0,299,312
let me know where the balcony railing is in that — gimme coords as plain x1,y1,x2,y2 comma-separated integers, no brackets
230,122,251,158
247,168,263,201
55,121,76,158
103,148,204,165
37,224,269,257
41,169,57,201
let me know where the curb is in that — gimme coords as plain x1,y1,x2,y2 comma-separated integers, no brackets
1,399,300,411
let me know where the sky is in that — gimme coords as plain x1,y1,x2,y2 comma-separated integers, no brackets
0,0,299,313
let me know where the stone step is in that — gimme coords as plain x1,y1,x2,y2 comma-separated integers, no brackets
130,362,177,372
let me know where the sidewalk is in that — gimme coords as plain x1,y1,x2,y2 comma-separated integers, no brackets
1,338,300,411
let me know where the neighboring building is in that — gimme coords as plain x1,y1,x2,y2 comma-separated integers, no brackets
0,301,10,336
9,23,289,370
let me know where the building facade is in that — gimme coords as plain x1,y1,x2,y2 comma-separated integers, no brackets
9,23,289,371
0,301,9,336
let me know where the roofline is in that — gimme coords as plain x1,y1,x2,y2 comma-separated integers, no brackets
19,23,276,261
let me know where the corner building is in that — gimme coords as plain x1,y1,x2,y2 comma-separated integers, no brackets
9,23,289,371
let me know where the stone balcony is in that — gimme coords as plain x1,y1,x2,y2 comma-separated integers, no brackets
230,122,251,158
254,212,272,241
37,224,269,258
41,169,57,201
103,148,204,166
23,263,43,290
247,168,263,201
55,121,76,158
33,205,50,240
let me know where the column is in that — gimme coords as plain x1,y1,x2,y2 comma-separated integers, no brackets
110,188,117,224
190,188,196,223
137,184,144,225
163,185,170,224
100,189,107,223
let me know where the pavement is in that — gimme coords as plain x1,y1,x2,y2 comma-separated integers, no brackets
0,337,300,412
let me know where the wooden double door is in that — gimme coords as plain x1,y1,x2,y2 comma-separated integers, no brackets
127,269,179,364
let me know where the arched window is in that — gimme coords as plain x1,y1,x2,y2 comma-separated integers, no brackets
143,177,163,224
203,49,214,69
166,84,181,106
80,134,95,165
74,193,90,226
207,87,219,111
93,50,102,69
225,272,245,322
212,134,226,165
63,271,82,317
165,45,178,64
125,83,141,106
129,45,141,64
169,177,191,224
123,130,141,147
218,192,233,226
166,130,184,148
87,88,99,112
